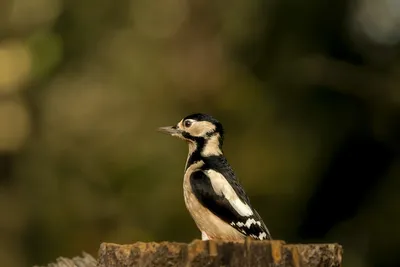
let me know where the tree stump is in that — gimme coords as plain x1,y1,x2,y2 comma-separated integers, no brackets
98,239,342,267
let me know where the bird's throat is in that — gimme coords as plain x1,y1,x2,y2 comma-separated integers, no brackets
185,135,222,171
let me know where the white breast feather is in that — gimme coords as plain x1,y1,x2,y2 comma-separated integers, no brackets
205,170,253,217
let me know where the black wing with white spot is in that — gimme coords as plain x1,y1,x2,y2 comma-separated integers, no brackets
190,170,271,240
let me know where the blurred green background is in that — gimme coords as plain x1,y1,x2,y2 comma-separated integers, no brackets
0,0,399,266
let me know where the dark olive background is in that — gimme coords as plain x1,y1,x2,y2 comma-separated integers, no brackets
0,0,399,266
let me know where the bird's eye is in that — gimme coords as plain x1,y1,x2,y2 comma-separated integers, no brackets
184,120,193,128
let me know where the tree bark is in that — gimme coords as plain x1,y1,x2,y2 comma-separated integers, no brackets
98,239,342,267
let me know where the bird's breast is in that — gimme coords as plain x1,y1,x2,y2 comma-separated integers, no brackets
182,161,244,240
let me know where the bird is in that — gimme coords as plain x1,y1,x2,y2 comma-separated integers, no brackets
158,113,271,241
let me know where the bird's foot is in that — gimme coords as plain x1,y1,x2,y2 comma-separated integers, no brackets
201,231,210,241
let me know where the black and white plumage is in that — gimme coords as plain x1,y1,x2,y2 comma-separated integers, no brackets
158,113,271,241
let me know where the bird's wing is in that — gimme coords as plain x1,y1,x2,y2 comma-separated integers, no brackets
202,156,251,205
190,170,271,240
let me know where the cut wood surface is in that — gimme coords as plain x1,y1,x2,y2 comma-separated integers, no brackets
98,239,343,267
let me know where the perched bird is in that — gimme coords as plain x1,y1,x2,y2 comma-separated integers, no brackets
158,113,271,241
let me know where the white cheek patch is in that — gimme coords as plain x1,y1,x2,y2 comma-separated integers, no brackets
190,121,216,137
206,170,253,217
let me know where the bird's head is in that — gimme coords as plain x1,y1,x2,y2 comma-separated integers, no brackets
158,113,224,156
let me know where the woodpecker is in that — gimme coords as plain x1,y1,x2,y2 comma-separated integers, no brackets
158,113,271,241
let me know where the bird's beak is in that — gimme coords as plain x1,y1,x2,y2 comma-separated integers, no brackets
157,126,181,136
